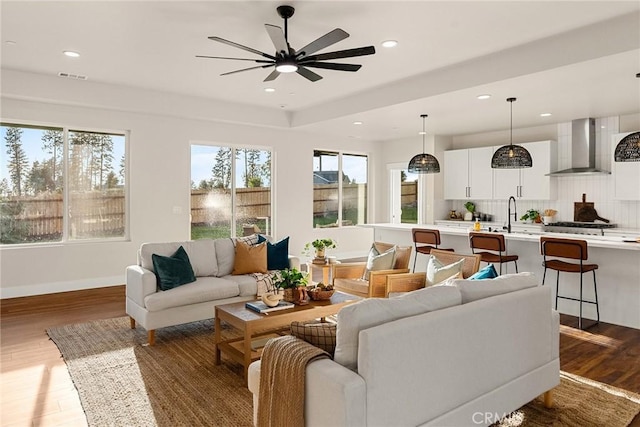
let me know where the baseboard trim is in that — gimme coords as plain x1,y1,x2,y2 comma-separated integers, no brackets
0,276,124,299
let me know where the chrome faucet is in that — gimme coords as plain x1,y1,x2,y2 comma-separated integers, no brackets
506,196,517,233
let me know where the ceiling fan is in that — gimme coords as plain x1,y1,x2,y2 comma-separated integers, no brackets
196,5,376,82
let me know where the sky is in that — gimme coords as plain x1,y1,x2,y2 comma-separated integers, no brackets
0,125,125,187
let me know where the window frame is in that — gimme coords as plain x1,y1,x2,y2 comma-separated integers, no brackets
0,120,130,247
313,149,369,228
190,141,274,239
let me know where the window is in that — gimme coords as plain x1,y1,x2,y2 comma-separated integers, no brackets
191,145,272,239
313,150,368,228
0,123,127,244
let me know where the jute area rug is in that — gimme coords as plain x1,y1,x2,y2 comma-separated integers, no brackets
48,317,640,427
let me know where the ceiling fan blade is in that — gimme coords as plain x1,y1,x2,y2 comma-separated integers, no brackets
208,36,277,60
296,66,323,82
265,24,288,55
221,64,275,76
295,28,349,58
302,46,375,62
300,62,362,72
263,69,280,82
196,55,273,64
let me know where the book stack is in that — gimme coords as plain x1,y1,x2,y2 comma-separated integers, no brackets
245,300,295,314
312,256,327,265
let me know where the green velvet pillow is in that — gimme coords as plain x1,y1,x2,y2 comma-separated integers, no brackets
152,246,197,291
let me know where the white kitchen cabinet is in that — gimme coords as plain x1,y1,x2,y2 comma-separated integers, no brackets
611,132,640,200
444,147,493,200
493,140,557,200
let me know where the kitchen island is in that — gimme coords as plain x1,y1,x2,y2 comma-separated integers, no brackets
361,223,640,329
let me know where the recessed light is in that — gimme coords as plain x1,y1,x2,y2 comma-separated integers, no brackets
601,125,606,129
477,94,491,100
418,131,427,135
381,40,398,48
264,87,275,93
353,121,363,125
63,50,80,58
540,113,552,117
5,40,17,45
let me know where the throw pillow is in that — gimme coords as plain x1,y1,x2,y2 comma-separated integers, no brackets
152,246,197,291
232,241,268,275
290,321,337,356
363,244,397,280
426,256,465,286
257,235,290,270
454,272,539,303
468,264,499,280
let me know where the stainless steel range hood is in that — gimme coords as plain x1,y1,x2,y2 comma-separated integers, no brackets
547,118,611,176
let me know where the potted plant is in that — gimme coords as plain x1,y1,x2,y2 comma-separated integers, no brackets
520,209,542,223
463,201,475,221
303,238,337,259
272,268,309,302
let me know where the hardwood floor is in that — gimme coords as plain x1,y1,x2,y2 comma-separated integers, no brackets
1,286,639,426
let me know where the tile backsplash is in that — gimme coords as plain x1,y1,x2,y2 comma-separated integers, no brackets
450,116,640,230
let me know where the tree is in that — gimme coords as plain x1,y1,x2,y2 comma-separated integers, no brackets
4,126,29,196
105,171,119,189
119,154,126,184
211,147,232,189
92,134,114,189
26,160,56,194
400,170,407,182
0,179,10,197
0,200,29,243
41,129,63,190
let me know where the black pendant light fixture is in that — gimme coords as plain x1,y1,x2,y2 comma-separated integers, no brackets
408,114,440,174
491,97,533,169
614,131,640,162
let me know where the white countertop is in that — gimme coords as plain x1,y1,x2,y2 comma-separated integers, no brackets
361,223,640,251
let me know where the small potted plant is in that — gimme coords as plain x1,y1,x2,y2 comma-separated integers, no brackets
520,209,542,223
272,268,308,302
464,201,475,221
303,238,337,259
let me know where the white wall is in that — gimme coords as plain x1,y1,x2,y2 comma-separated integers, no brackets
0,71,376,298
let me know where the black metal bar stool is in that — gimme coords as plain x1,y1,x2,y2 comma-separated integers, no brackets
411,228,454,272
468,232,518,275
540,236,599,330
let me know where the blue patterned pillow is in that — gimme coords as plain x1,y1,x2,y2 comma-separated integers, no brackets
468,264,499,280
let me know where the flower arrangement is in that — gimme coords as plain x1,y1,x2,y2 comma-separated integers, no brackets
302,238,337,257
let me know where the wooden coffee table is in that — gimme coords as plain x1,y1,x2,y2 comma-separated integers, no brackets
214,291,359,384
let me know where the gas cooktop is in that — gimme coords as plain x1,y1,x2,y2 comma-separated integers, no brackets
546,222,616,229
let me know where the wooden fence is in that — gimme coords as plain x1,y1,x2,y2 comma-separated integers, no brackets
2,183,411,239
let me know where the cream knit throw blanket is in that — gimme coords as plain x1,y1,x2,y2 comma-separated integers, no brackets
257,336,329,427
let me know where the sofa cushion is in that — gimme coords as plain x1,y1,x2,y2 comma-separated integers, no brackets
334,285,462,370
152,246,197,291
258,235,290,270
290,321,337,356
468,263,498,280
363,244,396,280
214,238,236,276
144,276,240,312
140,240,217,277
427,255,464,286
453,272,539,304
221,274,259,297
232,241,267,274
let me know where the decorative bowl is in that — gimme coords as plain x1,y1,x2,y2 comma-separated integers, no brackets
308,289,335,301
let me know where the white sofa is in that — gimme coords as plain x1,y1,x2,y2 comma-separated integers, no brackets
126,237,300,345
248,272,560,427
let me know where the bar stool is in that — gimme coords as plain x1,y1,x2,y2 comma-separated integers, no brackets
468,232,518,275
540,236,599,330
411,228,454,272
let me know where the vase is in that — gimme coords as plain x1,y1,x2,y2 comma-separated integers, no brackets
315,248,326,258
283,288,295,303
464,212,473,221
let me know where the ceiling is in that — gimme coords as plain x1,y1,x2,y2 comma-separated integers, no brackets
1,1,639,141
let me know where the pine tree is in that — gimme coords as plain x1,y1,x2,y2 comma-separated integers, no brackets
211,147,232,189
4,126,29,196
41,129,63,190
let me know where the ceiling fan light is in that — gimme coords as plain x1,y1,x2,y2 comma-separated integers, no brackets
276,63,298,73
614,131,640,162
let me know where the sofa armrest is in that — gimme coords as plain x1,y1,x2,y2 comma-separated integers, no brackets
287,255,300,270
248,359,366,427
126,265,158,307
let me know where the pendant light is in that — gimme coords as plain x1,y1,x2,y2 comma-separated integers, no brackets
491,98,533,169
614,131,640,162
408,114,440,174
